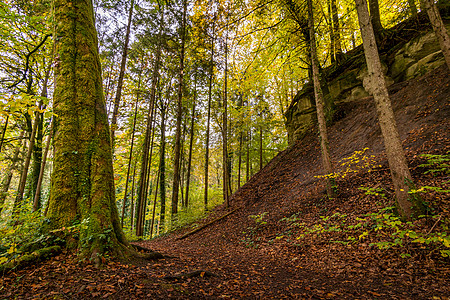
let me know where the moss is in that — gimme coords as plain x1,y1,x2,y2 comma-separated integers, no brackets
47,0,132,260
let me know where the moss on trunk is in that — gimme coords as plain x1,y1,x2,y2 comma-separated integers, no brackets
47,0,132,261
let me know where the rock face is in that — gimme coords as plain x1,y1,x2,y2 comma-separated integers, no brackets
285,18,449,145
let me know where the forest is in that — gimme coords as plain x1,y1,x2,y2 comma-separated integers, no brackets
0,0,449,298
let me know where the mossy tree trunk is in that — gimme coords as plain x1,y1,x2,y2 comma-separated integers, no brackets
308,0,335,198
47,0,131,261
355,0,424,219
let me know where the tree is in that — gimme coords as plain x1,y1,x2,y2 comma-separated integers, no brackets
421,0,450,69
307,0,335,198
110,0,135,148
355,0,424,219
46,0,132,261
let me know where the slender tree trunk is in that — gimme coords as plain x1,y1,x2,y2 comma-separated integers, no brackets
223,24,230,208
421,0,450,69
0,130,25,213
327,0,336,64
110,0,135,148
130,160,137,231
180,116,187,208
355,0,424,219
331,0,342,60
204,23,215,211
0,115,8,153
368,0,383,44
246,129,250,182
159,101,167,232
13,100,42,214
135,7,164,236
121,74,141,227
259,126,263,171
150,166,161,238
33,120,53,212
238,132,242,188
172,0,188,217
185,80,197,208
308,0,335,198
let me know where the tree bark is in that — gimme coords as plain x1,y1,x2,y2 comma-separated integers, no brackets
158,101,167,233
331,0,342,60
223,23,230,208
0,115,8,153
308,0,335,198
0,130,25,213
421,0,450,69
204,22,215,211
121,72,141,227
355,0,424,219
368,0,383,44
110,0,135,148
47,0,132,261
185,79,197,208
33,120,53,212
172,0,188,217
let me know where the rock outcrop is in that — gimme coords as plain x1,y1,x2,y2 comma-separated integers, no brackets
285,14,449,145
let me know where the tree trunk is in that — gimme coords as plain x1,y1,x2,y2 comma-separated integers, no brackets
130,160,137,231
331,0,342,60
259,126,263,171
308,0,335,198
368,0,383,44
246,129,250,182
47,0,131,261
421,0,450,69
158,99,167,233
355,0,424,219
223,24,230,208
135,5,164,236
172,0,188,217
33,120,53,212
204,22,215,212
0,130,25,213
0,115,8,153
121,73,141,227
110,0,135,148
185,80,197,208
13,100,42,214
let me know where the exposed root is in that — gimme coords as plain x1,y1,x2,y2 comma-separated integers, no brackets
0,246,62,273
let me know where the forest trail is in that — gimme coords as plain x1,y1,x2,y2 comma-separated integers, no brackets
1,66,449,299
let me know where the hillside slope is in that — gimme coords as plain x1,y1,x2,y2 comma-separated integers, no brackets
2,67,449,299
144,65,450,298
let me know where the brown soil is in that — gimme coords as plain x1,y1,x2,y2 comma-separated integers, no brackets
1,66,449,299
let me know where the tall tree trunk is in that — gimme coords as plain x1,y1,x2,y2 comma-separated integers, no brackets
185,80,197,208
0,115,8,153
130,160,137,231
421,0,450,69
238,132,242,188
30,62,52,210
110,0,135,148
158,100,167,232
259,126,263,171
308,0,335,198
327,0,336,64
48,0,131,261
172,0,188,218
368,0,383,44
204,22,215,211
222,23,230,208
0,130,25,213
246,129,250,182
355,0,424,219
331,0,342,60
13,100,41,214
150,166,161,238
135,6,164,236
33,120,53,212
121,73,142,227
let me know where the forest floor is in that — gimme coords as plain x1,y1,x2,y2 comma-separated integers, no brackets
1,66,450,299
